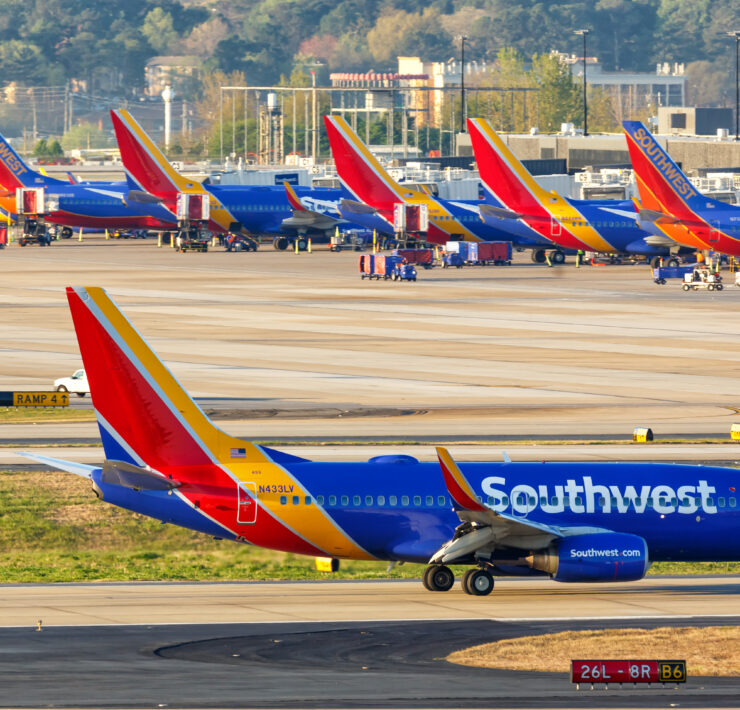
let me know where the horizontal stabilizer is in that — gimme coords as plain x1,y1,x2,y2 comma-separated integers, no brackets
639,208,679,225
480,203,524,220
124,189,164,206
19,453,97,478
339,198,378,215
101,459,181,490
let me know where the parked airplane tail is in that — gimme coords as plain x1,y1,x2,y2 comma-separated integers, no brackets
66,286,272,473
0,133,54,189
622,121,707,216
324,115,416,210
111,109,197,197
111,109,244,234
467,118,553,213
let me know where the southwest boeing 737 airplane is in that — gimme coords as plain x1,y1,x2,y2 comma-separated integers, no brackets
467,118,692,265
0,134,177,231
623,120,740,257
24,287,740,596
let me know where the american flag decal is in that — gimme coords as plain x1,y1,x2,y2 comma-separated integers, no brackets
230,448,246,458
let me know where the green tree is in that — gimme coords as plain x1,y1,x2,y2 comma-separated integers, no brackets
141,7,178,54
32,138,48,157
47,139,63,157
0,40,47,83
61,123,111,151
367,8,452,66
530,53,582,132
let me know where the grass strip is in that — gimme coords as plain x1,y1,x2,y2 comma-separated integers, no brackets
447,627,740,676
0,407,96,423
1,471,738,583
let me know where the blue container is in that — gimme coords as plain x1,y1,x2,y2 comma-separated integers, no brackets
653,265,694,280
444,253,464,268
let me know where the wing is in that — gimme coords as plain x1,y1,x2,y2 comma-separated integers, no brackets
432,448,609,564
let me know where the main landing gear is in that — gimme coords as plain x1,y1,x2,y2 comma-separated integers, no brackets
422,565,495,595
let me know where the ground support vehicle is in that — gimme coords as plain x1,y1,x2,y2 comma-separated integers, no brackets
445,241,512,266
330,231,369,252
18,219,52,246
681,267,723,291
653,264,696,285
393,248,434,269
224,233,258,252
359,255,417,281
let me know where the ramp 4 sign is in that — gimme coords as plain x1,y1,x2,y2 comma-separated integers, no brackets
571,660,686,686
12,391,69,407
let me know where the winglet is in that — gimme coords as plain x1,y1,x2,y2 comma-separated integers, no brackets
283,181,307,211
435,447,487,512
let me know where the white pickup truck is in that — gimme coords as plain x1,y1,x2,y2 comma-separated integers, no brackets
53,369,89,397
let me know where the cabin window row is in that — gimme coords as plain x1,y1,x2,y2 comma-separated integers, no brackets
278,494,450,507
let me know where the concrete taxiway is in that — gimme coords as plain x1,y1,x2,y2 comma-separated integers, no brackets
1,579,739,708
2,240,740,442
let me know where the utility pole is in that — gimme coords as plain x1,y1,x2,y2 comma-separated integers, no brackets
459,35,468,132
574,29,589,136
311,71,317,162
728,31,740,141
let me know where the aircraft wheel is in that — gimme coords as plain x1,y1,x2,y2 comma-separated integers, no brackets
424,564,454,592
463,568,494,596
274,237,289,251
531,248,546,264
297,237,308,251
667,257,680,267
550,250,565,265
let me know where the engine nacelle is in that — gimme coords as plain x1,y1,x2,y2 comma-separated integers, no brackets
526,533,649,583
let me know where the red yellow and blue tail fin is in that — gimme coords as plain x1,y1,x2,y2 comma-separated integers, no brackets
623,121,707,218
110,110,189,197
111,110,242,233
324,115,421,210
0,133,57,189
66,287,271,471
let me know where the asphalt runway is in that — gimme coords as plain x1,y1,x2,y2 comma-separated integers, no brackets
2,579,740,708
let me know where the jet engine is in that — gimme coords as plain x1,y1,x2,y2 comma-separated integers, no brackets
525,532,649,583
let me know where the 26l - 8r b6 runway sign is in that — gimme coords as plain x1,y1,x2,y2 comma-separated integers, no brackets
571,660,686,685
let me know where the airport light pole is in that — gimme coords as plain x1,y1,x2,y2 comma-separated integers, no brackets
574,29,589,136
459,35,468,133
728,31,740,141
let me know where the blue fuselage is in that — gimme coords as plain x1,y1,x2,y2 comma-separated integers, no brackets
93,459,740,565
